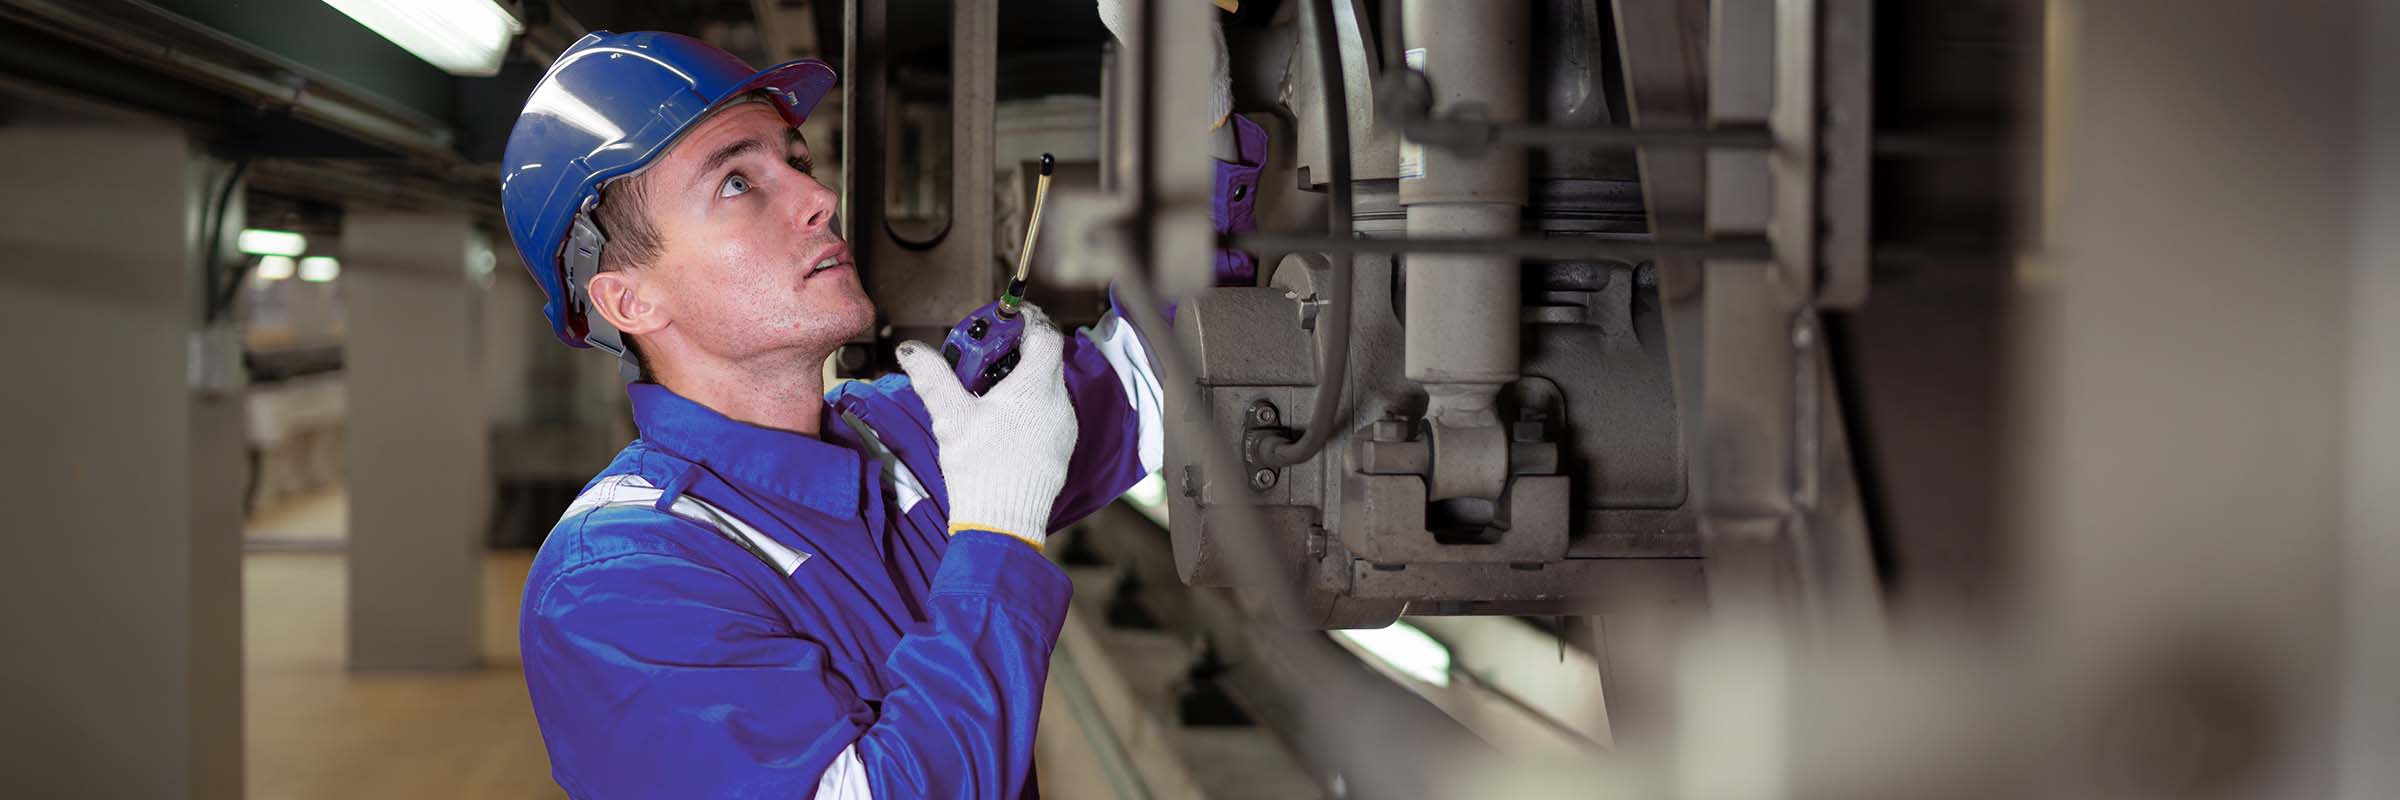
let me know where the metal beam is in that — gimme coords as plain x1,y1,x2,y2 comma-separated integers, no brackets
844,0,999,333
1234,232,1771,261
0,0,459,165
1073,504,1493,800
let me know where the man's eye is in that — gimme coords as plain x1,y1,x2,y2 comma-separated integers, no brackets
718,174,752,198
788,156,814,176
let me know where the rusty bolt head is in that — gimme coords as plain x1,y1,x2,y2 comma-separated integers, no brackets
1250,468,1278,490
1248,400,1280,427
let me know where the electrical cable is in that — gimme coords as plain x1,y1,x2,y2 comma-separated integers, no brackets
1250,0,1355,468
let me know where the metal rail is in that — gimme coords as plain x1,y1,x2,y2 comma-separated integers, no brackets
1232,232,1775,261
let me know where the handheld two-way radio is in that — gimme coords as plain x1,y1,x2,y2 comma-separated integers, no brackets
941,153,1054,395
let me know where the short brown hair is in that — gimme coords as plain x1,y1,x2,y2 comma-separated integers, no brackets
591,173,660,376
593,171,664,274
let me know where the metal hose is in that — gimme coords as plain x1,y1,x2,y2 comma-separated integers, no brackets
1252,0,1355,468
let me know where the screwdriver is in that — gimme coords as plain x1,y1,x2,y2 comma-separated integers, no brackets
942,153,1055,395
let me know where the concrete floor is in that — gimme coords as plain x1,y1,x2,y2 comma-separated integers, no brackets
244,488,348,548
243,549,561,799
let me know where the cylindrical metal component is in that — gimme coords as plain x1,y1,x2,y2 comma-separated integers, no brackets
1423,385,1511,501
1397,0,1531,503
1404,203,1522,383
1398,0,1532,206
1399,0,1528,387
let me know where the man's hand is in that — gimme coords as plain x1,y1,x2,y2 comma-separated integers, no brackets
895,303,1079,549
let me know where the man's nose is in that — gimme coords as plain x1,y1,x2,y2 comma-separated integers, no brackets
795,180,836,234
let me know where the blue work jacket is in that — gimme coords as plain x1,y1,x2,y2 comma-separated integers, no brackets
520,318,1161,799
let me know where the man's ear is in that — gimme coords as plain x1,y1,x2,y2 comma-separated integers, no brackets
587,270,667,337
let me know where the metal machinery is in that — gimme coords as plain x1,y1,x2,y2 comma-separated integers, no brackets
839,0,1896,633
1155,0,1893,632
1174,1,1697,629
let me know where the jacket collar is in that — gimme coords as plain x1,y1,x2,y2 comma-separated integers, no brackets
627,382,861,519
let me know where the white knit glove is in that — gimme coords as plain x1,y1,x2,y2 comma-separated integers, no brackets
894,304,1080,550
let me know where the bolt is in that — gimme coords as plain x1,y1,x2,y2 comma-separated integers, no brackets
1372,418,1412,441
1307,527,1327,559
1250,468,1278,491
1248,400,1281,427
1512,420,1546,443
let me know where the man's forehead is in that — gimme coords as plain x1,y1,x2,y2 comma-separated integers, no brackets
663,102,801,173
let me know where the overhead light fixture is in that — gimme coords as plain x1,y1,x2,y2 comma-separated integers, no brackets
237,229,308,257
299,256,342,283
320,0,524,77
1332,621,1452,688
255,255,297,281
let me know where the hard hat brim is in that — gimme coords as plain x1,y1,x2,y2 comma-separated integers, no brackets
721,57,839,134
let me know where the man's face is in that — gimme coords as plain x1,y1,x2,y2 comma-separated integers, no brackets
636,101,871,366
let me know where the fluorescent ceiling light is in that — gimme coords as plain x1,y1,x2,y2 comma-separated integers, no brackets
237,229,308,257
1333,621,1452,688
321,0,524,77
299,256,342,283
255,255,296,281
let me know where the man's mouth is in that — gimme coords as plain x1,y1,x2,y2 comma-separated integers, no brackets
806,243,853,278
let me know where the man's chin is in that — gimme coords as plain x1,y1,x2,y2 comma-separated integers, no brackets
832,292,877,342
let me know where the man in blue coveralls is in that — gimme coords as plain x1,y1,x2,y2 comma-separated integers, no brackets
498,32,1170,798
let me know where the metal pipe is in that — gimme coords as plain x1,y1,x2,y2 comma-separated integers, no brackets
0,0,460,165
1401,120,1776,150
1251,0,1357,469
1231,232,1775,261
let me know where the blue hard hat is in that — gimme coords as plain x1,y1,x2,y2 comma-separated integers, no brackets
501,31,837,351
